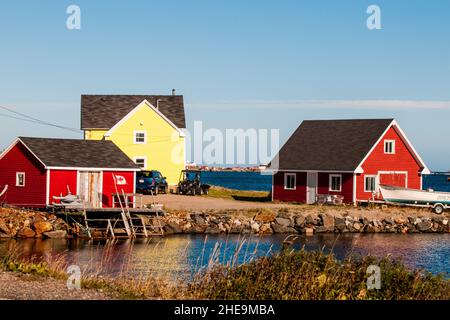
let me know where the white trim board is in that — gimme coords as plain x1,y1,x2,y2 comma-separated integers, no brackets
46,166,139,172
104,99,186,138
272,169,354,173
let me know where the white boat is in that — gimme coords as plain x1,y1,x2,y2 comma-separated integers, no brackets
379,184,450,214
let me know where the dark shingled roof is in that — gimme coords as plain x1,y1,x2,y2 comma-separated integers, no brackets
270,119,394,171
19,137,139,169
81,95,186,130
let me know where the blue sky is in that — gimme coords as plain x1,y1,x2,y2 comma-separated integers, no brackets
0,0,449,170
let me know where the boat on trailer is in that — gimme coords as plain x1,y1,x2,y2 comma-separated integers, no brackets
379,184,450,214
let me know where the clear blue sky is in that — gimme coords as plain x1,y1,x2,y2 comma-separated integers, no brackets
0,0,449,170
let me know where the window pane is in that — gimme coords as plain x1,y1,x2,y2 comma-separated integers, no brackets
135,132,145,143
135,159,145,168
330,176,341,191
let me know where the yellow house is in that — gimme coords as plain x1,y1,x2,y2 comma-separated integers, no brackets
81,94,186,186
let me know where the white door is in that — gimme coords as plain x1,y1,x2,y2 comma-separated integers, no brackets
306,172,318,204
79,172,102,208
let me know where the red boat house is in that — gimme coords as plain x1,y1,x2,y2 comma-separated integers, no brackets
0,137,139,208
269,119,430,204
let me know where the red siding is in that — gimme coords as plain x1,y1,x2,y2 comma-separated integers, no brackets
49,170,78,204
273,171,307,202
317,172,354,204
0,142,47,207
356,126,422,201
101,171,135,208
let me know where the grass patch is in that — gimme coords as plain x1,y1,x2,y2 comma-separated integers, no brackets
187,249,450,300
206,186,271,202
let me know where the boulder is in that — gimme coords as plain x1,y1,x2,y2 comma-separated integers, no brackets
259,223,273,234
43,230,67,239
352,222,362,231
335,217,346,231
394,217,407,225
305,214,318,225
271,224,297,234
251,222,260,233
319,214,334,231
205,226,220,234
164,222,183,234
33,214,47,223
254,212,276,223
33,221,53,235
53,218,68,231
364,225,379,233
191,214,206,225
18,227,35,238
416,221,432,232
314,226,329,233
295,216,306,228
275,217,291,227
0,219,11,235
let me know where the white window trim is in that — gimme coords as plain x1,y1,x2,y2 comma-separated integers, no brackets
329,174,342,192
133,156,147,169
133,130,147,144
16,172,25,187
364,175,378,192
284,173,296,190
384,139,395,154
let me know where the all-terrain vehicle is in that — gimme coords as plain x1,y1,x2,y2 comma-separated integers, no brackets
176,170,211,196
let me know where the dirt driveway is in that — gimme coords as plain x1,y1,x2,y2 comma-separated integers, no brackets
143,194,296,211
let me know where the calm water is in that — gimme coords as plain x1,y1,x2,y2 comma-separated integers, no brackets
423,174,450,192
201,171,272,191
0,234,448,277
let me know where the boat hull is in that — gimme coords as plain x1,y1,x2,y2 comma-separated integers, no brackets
379,184,450,206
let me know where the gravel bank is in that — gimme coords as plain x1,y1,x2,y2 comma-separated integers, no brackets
0,271,112,300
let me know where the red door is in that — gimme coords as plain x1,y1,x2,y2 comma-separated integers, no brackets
379,172,407,188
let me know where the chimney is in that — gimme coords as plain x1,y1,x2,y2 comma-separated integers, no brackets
172,89,176,96
156,99,161,109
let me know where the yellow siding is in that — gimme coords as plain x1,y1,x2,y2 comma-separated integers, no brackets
84,103,185,185
84,130,108,140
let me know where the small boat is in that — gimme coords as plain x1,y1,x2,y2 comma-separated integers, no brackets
379,184,450,214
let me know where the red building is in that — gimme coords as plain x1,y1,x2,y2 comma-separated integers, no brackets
270,119,429,204
0,137,139,208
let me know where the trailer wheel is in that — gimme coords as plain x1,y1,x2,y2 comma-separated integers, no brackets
433,204,444,215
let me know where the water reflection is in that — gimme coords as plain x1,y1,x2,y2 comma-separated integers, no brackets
0,234,448,277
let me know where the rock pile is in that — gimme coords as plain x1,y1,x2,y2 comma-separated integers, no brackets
0,208,70,239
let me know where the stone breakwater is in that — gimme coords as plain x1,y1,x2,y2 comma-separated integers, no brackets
0,207,448,238
160,210,450,235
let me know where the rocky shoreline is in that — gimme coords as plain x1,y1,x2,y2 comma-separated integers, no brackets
0,206,449,239
0,208,72,239
161,209,449,235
